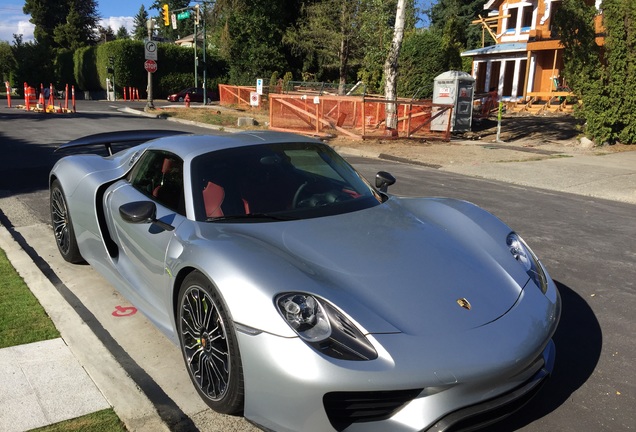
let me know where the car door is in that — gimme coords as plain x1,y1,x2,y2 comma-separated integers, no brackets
104,150,187,329
191,88,203,102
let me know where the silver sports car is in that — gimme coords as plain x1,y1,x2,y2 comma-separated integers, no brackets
50,130,560,432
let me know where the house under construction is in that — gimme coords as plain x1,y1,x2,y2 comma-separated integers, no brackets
461,0,605,113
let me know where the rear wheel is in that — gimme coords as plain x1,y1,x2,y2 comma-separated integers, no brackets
177,271,244,414
50,179,83,263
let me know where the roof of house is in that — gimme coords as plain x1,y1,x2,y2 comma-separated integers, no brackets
460,42,527,57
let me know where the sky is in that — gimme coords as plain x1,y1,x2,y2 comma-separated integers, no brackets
0,0,434,44
0,0,155,43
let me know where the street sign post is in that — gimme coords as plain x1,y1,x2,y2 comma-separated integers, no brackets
144,60,157,73
144,40,157,61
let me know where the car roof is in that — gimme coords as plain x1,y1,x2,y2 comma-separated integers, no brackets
145,131,323,161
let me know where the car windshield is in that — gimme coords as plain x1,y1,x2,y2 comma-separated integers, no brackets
190,142,382,222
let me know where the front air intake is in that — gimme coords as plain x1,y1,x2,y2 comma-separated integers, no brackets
323,388,422,431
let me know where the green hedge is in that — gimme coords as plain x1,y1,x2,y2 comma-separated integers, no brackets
74,46,100,91
69,39,228,98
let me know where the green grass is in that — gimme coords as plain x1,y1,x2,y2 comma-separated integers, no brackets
0,248,60,348
158,106,269,129
30,409,126,432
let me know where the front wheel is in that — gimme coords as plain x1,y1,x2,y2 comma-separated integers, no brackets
50,179,83,263
177,271,244,414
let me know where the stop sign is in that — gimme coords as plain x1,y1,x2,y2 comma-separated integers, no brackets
144,59,157,73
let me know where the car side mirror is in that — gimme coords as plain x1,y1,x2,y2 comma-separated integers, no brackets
119,201,174,231
375,171,396,193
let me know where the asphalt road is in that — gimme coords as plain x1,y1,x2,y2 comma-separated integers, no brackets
0,102,633,431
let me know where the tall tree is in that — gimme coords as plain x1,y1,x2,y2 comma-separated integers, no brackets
384,0,407,129
53,3,95,50
23,0,67,47
116,26,131,40
10,34,53,86
132,5,150,40
284,0,362,93
216,0,300,85
96,26,116,44
428,0,488,50
0,41,16,83
24,0,98,49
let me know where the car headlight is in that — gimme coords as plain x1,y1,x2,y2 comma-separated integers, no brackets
276,293,378,361
506,232,548,294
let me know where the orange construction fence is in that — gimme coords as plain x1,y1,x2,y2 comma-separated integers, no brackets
268,94,453,141
219,84,264,108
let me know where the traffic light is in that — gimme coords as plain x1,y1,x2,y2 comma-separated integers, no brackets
194,4,200,25
162,4,170,26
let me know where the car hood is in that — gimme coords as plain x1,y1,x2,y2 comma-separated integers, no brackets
203,197,530,336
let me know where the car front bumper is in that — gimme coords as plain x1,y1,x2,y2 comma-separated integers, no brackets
237,329,556,432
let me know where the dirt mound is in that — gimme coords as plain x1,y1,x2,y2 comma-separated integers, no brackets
328,113,636,169
464,114,583,145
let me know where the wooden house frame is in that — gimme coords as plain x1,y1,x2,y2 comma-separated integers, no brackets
462,0,603,106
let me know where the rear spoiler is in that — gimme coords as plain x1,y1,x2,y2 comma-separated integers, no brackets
56,130,189,155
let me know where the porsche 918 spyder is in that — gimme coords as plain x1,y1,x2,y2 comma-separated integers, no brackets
50,130,560,432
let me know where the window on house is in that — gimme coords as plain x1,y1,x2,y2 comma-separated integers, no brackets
521,5,533,30
506,8,518,31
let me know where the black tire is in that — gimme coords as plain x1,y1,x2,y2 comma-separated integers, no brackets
177,271,244,414
178,96,184,102
50,179,83,263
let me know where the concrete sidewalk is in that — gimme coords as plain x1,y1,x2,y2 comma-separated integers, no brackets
334,143,636,205
0,224,171,432
0,122,634,432
0,339,109,432
440,150,636,205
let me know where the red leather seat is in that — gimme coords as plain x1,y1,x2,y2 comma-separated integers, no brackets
202,181,225,218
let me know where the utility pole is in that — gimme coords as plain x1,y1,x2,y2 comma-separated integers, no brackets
146,19,155,111
202,3,207,104
194,21,198,88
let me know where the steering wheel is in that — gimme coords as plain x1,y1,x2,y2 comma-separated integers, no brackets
292,181,309,208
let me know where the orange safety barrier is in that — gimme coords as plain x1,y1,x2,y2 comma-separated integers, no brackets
48,83,54,107
38,83,45,108
5,81,11,108
268,93,454,141
20,82,74,113
135,88,140,100
24,83,36,111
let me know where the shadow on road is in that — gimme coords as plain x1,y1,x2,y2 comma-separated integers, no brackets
489,280,602,430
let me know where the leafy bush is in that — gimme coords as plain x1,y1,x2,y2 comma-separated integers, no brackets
397,30,453,99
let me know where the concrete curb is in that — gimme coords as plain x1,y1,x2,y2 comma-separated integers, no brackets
119,106,243,133
0,224,170,432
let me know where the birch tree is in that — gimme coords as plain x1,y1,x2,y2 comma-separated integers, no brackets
384,0,406,130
